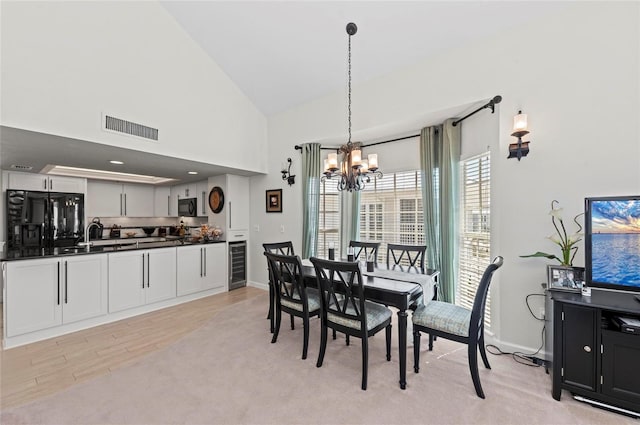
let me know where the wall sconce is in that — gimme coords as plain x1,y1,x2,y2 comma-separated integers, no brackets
508,110,530,161
281,158,295,186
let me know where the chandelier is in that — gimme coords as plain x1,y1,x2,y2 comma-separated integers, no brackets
322,22,382,192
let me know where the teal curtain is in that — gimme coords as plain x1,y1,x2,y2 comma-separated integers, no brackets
301,143,321,258
420,119,461,303
340,190,360,254
439,119,461,303
420,125,441,274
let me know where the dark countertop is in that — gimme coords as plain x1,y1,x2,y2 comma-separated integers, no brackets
0,238,226,261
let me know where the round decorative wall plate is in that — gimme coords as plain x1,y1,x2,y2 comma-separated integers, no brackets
209,186,224,213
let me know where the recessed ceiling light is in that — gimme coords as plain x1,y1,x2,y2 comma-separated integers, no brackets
110,160,124,165
41,165,176,185
188,171,198,175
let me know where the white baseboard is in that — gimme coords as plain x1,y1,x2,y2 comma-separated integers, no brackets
485,334,548,360
248,281,269,291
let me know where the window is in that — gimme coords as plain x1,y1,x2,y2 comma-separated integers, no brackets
359,171,423,264
457,152,491,325
318,180,341,259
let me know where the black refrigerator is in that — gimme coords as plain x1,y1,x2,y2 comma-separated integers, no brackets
6,190,85,250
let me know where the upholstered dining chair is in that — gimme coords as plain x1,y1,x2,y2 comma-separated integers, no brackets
412,256,503,399
309,257,393,390
264,251,320,360
348,241,380,264
386,243,426,272
263,242,295,333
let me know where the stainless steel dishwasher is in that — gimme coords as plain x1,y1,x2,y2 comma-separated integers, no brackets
228,241,247,290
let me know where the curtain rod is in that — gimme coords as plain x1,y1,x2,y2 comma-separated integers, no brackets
294,133,420,152
451,95,502,127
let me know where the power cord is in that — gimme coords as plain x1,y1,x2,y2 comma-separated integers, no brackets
485,292,546,367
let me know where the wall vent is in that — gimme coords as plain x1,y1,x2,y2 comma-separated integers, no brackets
10,164,33,171
104,115,158,141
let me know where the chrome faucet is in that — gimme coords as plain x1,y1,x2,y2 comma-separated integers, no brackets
78,222,101,247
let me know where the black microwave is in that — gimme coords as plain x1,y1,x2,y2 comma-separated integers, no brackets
178,198,197,217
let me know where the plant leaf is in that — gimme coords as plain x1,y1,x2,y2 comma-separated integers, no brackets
520,252,562,262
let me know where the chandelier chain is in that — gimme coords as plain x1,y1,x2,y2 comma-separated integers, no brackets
348,32,352,145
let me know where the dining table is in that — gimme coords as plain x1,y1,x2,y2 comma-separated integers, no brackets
300,258,440,390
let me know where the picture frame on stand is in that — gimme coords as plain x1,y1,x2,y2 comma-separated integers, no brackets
547,265,584,292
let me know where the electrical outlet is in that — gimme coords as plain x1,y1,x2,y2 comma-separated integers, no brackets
254,225,260,232
280,225,285,233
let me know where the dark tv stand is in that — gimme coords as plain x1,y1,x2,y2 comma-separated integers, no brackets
635,295,640,303
547,289,640,415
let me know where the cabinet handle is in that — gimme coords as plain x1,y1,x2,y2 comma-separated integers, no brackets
49,178,53,191
167,195,170,216
44,178,47,190
583,345,591,353
147,253,150,287
202,191,205,215
200,248,203,277
57,262,61,305
124,193,127,216
142,253,145,288
120,193,123,216
204,248,207,277
64,261,68,304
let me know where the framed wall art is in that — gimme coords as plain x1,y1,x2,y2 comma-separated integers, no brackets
266,189,282,213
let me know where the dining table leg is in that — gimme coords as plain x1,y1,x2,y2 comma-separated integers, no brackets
397,309,408,389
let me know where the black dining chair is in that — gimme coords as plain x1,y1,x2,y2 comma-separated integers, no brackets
348,241,380,264
412,256,503,399
264,251,321,360
386,243,426,272
263,242,295,333
310,257,393,390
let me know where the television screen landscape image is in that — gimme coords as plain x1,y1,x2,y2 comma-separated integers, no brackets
586,196,640,291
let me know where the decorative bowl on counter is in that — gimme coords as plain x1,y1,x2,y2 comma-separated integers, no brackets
125,231,137,238
142,227,156,236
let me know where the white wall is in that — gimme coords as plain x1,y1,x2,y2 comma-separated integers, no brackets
0,1,267,173
250,2,640,352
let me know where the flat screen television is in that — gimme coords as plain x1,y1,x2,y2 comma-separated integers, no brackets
585,195,640,293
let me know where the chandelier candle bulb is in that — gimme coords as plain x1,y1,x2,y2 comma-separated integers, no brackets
360,160,369,173
328,153,339,171
351,149,362,167
368,154,378,171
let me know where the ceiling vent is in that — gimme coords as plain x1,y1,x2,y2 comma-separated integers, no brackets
103,114,158,141
10,164,33,171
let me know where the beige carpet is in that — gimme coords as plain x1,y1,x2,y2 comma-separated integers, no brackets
0,293,634,425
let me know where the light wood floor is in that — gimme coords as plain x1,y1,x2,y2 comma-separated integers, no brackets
0,286,265,409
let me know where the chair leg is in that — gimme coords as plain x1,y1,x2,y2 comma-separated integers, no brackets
413,330,421,373
268,284,275,333
302,316,309,360
346,335,350,346
290,314,295,330
468,343,485,399
271,303,281,344
479,328,491,369
428,334,434,351
332,329,337,340
317,322,328,368
361,336,369,390
385,324,392,361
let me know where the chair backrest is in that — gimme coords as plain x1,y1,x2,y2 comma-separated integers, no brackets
263,241,295,256
386,243,426,272
348,241,380,264
263,242,295,286
309,257,367,332
469,256,504,337
264,251,312,313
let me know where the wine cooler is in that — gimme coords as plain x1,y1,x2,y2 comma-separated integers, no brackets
228,241,247,290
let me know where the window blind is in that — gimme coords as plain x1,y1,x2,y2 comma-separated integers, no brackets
458,152,491,325
318,181,341,259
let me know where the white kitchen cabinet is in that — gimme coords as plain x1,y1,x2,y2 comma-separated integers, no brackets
7,171,86,193
62,254,109,324
3,254,108,338
196,180,209,217
87,180,154,217
176,243,225,296
154,187,170,217
226,175,249,232
108,248,176,313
